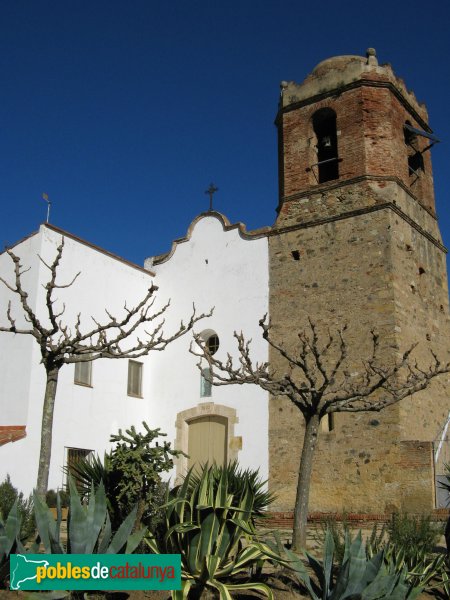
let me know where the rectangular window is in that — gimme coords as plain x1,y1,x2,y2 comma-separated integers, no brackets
127,360,143,397
321,413,335,433
74,359,92,387
200,368,212,397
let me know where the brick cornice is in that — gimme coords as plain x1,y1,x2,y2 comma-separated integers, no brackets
275,78,430,133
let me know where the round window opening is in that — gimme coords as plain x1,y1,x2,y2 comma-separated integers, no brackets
207,334,220,355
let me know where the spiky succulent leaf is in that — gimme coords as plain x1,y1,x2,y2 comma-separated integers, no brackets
125,526,147,554
33,492,58,553
171,578,193,600
97,510,112,554
330,558,351,600
68,477,89,553
226,581,274,600
106,504,137,553
83,482,108,554
0,499,22,559
322,526,335,597
198,511,220,562
344,532,369,596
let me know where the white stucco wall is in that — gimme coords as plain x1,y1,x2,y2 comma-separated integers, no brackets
0,224,159,495
147,213,270,483
0,231,41,427
1,214,269,497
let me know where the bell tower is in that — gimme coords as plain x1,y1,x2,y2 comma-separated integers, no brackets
269,50,450,515
275,48,438,223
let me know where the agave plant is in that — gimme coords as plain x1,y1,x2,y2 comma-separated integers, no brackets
285,527,424,600
146,464,283,600
0,499,28,588
441,572,450,598
33,477,146,554
187,461,275,518
64,452,111,500
366,537,446,591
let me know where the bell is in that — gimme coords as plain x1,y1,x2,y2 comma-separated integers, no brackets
321,136,332,148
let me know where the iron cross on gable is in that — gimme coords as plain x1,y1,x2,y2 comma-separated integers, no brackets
205,183,218,211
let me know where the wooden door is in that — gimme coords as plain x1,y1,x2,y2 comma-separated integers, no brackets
187,416,227,470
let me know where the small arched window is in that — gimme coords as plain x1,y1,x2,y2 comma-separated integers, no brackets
199,329,220,355
312,108,339,183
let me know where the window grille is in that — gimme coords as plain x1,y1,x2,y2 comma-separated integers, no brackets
207,334,220,355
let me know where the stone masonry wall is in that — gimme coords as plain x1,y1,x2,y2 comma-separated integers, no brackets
268,203,448,514
269,208,400,513
388,209,450,445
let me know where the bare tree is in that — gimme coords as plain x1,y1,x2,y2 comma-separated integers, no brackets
0,239,209,497
191,316,449,550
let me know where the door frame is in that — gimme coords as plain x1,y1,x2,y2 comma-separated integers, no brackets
174,402,239,483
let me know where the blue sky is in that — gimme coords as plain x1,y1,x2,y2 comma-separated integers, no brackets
1,1,450,266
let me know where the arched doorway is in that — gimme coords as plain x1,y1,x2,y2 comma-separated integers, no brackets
174,402,240,482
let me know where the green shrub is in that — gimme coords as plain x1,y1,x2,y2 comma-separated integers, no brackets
147,463,282,600
67,422,180,533
366,514,445,593
0,475,34,542
45,488,69,508
388,512,442,556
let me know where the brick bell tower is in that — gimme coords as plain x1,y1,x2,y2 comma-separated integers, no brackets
269,49,450,515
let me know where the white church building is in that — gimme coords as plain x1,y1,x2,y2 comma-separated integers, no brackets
0,214,270,496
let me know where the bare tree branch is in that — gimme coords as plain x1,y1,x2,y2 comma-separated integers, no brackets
0,248,45,339
0,238,212,496
191,316,450,550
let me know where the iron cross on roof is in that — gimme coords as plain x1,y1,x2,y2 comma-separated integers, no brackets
205,183,218,211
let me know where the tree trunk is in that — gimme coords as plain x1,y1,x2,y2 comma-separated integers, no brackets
36,367,60,498
292,413,320,551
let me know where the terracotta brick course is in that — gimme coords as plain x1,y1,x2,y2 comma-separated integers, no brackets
0,425,26,446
